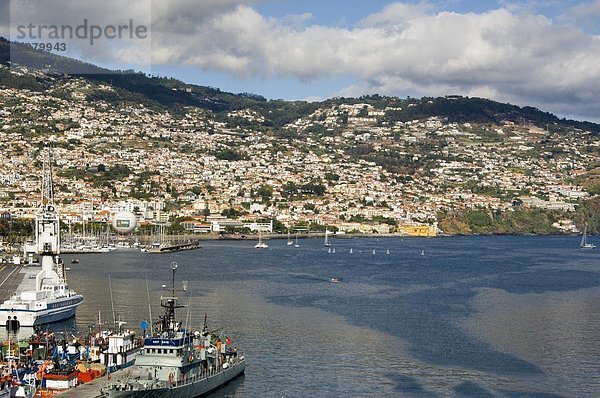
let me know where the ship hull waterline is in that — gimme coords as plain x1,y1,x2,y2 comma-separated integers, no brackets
0,297,82,328
106,359,245,398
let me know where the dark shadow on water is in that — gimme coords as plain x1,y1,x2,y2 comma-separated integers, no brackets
481,269,600,294
387,373,438,397
270,286,544,375
454,381,494,397
498,389,567,398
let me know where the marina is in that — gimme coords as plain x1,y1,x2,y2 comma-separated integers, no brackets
1,235,599,396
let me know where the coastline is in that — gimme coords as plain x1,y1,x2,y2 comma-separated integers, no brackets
129,231,582,243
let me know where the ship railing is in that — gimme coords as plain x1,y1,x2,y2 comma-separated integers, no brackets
170,356,245,388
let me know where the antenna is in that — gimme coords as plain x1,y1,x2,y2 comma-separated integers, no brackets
146,273,153,335
170,261,177,299
184,290,192,332
108,274,116,327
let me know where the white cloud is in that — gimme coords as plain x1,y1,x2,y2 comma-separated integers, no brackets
147,2,596,120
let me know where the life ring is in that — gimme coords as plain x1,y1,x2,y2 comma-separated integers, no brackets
168,372,174,384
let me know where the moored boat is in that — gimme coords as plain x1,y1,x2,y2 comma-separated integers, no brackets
0,148,82,330
101,262,245,397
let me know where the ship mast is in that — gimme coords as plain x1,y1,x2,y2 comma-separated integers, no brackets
157,262,185,337
35,145,65,289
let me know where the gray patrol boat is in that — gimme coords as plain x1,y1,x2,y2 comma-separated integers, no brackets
101,262,245,397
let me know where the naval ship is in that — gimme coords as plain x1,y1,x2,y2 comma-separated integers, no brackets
102,262,246,397
0,148,83,329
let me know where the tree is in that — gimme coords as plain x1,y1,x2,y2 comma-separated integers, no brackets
256,185,273,202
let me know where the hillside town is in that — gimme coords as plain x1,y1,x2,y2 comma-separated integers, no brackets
0,66,598,237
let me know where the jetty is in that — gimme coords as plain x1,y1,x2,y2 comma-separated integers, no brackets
147,241,200,253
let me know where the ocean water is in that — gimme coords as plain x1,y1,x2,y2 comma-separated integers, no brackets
16,236,600,397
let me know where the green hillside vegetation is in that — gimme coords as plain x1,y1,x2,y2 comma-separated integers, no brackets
2,38,599,135
437,208,561,235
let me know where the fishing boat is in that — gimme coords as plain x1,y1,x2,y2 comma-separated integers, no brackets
101,262,245,397
580,224,596,249
0,148,83,329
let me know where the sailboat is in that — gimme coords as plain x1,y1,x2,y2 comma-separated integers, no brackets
332,247,336,254
349,248,353,254
580,224,596,249
324,229,332,247
254,231,268,249
372,249,376,255
421,250,425,256
294,234,300,248
287,229,293,246
328,247,331,253
386,249,390,255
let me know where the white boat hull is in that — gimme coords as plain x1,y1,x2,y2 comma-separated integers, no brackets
0,296,82,327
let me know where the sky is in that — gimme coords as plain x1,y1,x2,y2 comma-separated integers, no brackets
2,0,600,122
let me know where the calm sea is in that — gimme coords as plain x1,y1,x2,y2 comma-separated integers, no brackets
11,236,600,397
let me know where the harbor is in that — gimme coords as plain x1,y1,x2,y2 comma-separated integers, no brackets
0,149,243,397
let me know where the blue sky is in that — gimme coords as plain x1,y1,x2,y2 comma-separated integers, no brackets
5,0,600,121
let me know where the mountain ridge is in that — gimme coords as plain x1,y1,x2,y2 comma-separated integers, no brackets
1,37,599,134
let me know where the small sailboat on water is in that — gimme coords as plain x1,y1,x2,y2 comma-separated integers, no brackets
294,233,300,248
324,229,332,247
349,248,353,254
386,249,390,255
421,250,425,256
580,223,596,249
254,231,268,249
287,229,293,246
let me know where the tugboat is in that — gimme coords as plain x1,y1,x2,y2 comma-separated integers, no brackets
102,262,246,397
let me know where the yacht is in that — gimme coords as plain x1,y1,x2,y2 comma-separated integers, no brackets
0,148,83,329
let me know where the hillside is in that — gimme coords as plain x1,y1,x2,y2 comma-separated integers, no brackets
1,37,599,134
1,37,599,236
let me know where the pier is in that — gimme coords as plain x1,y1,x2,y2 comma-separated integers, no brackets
54,369,128,397
148,241,200,253
0,264,27,302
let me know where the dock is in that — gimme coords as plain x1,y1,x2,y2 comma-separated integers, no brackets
55,368,128,397
148,242,200,254
0,263,28,302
